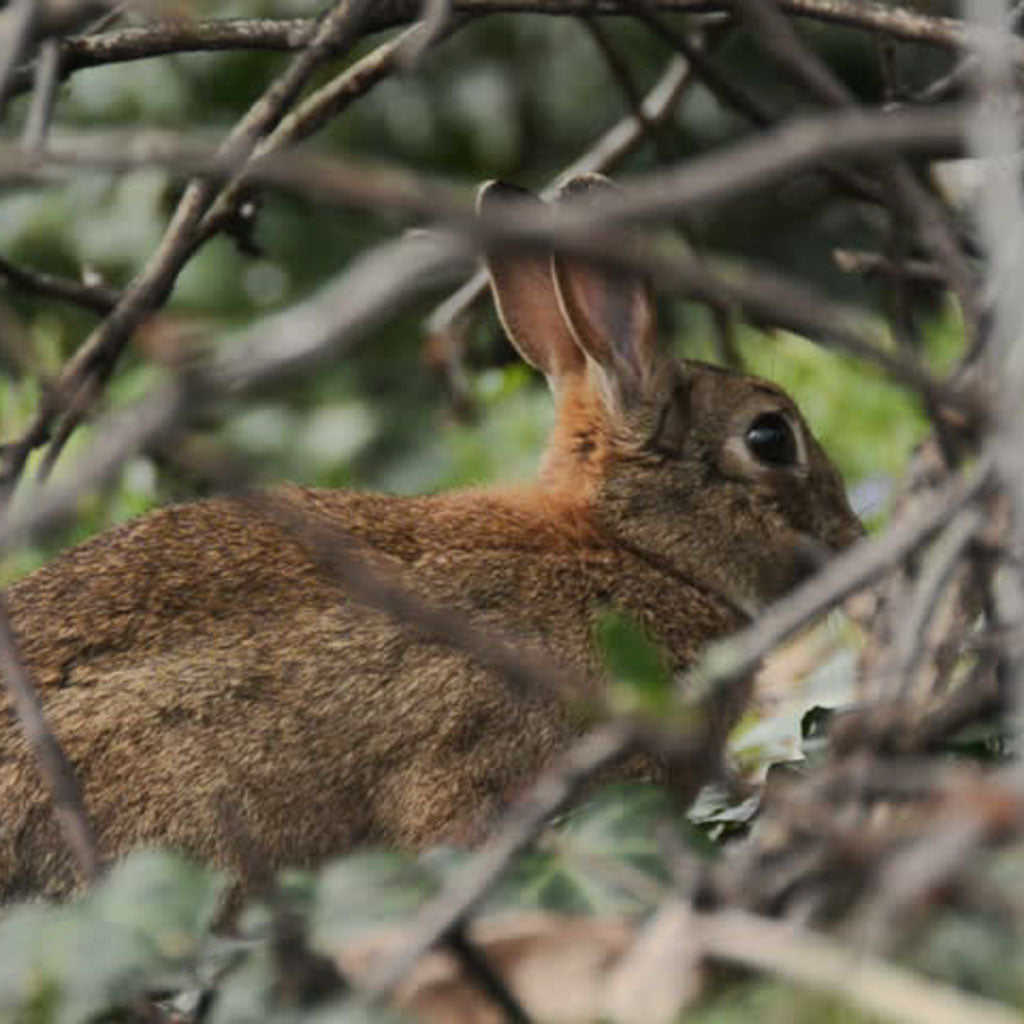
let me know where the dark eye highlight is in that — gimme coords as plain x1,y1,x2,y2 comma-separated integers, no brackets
745,412,797,467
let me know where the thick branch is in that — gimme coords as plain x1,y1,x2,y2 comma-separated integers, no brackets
700,909,1023,1024
0,105,974,409
4,2,1014,100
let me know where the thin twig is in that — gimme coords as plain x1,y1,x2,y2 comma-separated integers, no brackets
398,0,454,66
912,0,1024,105
361,722,637,1002
0,0,37,117
5,2,1019,104
0,253,120,315
424,49,696,356
0,594,101,887
581,15,669,161
22,37,61,152
0,105,971,231
446,927,533,1024
6,0,377,497
686,456,994,705
965,0,1024,778
833,249,947,286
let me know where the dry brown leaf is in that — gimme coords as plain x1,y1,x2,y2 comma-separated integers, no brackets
335,911,636,1023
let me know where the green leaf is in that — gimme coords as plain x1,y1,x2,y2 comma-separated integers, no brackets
594,609,673,717
0,903,58,1021
492,783,700,916
0,851,222,1023
688,783,760,843
800,704,837,743
89,848,224,960
310,850,438,950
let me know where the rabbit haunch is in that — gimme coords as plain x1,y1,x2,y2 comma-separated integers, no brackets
0,175,862,902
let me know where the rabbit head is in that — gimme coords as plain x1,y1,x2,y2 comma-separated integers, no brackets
480,174,863,618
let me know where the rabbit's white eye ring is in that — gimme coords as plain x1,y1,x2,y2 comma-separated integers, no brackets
745,412,798,467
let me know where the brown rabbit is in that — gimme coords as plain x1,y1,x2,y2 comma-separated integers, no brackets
0,175,862,904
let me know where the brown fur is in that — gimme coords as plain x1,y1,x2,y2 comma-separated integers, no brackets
0,176,863,903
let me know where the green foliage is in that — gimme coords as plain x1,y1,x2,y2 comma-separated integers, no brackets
593,609,674,719
311,852,438,947
494,782,708,916
686,981,886,1024
910,844,1024,1006
2,796,1022,1021
0,851,221,1022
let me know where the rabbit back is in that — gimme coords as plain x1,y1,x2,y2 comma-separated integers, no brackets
0,483,741,901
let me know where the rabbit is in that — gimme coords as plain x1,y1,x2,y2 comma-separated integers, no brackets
0,174,863,905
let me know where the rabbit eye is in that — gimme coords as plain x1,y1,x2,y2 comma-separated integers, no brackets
745,412,797,467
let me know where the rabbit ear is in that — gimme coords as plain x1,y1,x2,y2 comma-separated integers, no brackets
551,174,661,410
477,181,586,386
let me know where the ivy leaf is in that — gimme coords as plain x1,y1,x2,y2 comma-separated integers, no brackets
90,848,224,960
492,783,702,916
311,850,438,949
0,850,222,1024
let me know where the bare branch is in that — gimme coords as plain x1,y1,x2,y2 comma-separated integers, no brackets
686,457,993,704
0,104,974,408
2,103,969,230
0,595,100,887
0,0,37,117
700,909,1024,1024
0,253,119,315
21,37,61,152
833,249,947,286
361,722,637,1003
3,1,1016,104
424,49,696,380
965,0,1024,770
398,0,455,66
